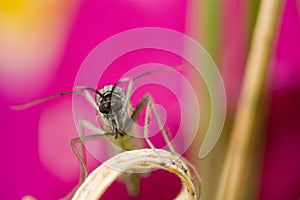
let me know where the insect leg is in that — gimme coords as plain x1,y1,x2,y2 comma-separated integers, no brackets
128,94,175,154
143,100,173,164
147,95,176,153
71,119,111,182
144,102,158,151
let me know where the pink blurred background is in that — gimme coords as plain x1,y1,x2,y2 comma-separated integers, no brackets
0,0,299,199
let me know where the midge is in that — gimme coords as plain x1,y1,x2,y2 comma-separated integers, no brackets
12,68,176,196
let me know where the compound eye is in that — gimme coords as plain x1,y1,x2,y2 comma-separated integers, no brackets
99,102,111,114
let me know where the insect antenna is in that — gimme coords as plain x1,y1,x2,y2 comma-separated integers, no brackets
132,68,167,82
10,86,103,110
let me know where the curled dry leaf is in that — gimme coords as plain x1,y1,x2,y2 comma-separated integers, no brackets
72,148,201,200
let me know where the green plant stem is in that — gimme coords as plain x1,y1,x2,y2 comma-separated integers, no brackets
216,0,283,199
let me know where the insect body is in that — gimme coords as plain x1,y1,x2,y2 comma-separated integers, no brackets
96,85,138,153
97,85,129,138
11,68,176,197
73,73,176,196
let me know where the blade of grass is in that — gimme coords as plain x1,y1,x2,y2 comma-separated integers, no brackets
216,0,283,199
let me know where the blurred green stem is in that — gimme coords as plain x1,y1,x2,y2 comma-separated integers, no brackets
216,0,283,199
201,0,221,61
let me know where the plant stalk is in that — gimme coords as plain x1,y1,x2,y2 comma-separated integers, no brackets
216,0,283,199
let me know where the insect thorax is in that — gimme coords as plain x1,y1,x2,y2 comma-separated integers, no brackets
96,85,131,133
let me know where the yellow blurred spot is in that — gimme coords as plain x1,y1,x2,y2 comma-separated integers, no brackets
0,0,81,99
0,0,24,15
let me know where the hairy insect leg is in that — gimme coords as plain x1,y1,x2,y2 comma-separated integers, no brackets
143,102,157,151
147,95,175,153
71,119,110,182
129,94,176,154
